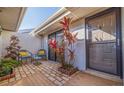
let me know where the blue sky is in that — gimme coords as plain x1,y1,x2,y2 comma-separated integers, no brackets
19,7,60,30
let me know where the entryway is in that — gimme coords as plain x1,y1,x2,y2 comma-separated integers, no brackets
85,8,122,76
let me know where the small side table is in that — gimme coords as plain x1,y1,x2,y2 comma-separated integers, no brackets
32,54,42,63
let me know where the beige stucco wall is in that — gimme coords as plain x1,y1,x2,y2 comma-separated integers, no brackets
69,19,86,70
0,31,16,57
121,7,124,84
16,32,42,53
0,34,2,58
0,31,42,58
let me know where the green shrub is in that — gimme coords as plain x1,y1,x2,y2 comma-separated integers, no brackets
0,58,20,77
1,58,21,68
0,66,12,77
33,61,41,66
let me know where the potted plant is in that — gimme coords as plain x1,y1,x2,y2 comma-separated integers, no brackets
33,61,41,66
0,58,20,81
0,59,14,81
0,35,21,81
48,17,78,76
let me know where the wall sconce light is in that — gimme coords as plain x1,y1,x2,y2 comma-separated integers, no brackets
0,25,2,35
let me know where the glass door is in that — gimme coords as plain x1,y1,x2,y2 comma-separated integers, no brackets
56,30,64,62
48,33,56,61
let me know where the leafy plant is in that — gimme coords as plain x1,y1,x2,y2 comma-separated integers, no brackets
0,59,12,77
60,17,77,66
33,61,41,66
49,17,78,69
4,35,21,60
49,39,65,66
62,63,73,69
1,58,21,67
0,58,20,77
0,68,12,77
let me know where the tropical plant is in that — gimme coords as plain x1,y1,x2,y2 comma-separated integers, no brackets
0,66,12,77
0,59,12,77
4,35,21,60
60,17,77,45
1,58,21,67
60,17,78,67
49,39,65,66
33,61,41,66
0,58,20,77
49,17,78,69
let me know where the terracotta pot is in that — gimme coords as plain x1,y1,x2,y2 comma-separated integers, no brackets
0,71,15,81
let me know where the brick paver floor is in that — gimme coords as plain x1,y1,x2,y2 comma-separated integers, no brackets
0,61,74,86
0,61,122,86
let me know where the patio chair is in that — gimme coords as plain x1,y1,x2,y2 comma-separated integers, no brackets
18,50,32,63
34,49,47,60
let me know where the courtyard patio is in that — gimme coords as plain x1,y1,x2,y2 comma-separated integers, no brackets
0,61,122,86
0,7,123,86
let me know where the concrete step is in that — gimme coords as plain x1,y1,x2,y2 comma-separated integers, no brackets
85,69,122,83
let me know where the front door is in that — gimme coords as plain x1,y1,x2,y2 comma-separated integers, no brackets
86,8,121,75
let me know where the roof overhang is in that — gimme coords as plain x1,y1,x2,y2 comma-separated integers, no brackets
31,7,110,36
30,7,70,36
0,7,27,32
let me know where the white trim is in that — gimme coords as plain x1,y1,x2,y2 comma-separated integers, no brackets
30,7,70,36
16,7,27,32
35,11,70,35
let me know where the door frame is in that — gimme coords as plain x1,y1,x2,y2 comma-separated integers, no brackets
48,33,56,61
85,7,123,78
48,29,63,62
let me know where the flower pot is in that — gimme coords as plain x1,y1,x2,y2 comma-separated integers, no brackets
0,70,15,81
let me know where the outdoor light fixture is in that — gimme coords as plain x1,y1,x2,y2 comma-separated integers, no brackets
0,25,2,35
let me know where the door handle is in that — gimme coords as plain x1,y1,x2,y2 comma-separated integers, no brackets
117,38,120,46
